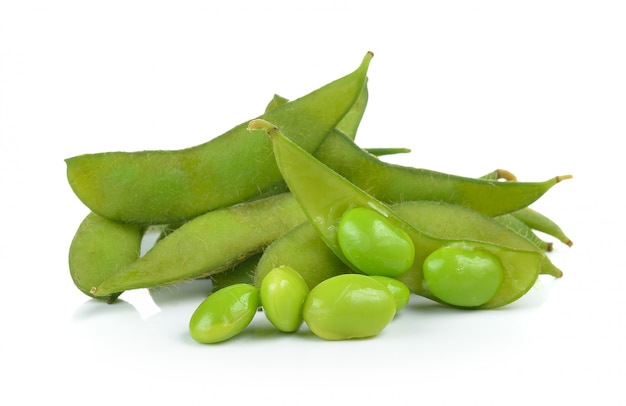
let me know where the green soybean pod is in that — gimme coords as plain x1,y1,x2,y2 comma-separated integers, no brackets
91,193,305,297
265,78,368,142
369,275,411,311
189,283,259,344
494,213,553,252
260,266,310,333
265,92,412,158
252,119,560,309
66,52,373,225
479,170,573,247
68,212,144,303
315,129,572,217
512,207,574,247
302,274,396,340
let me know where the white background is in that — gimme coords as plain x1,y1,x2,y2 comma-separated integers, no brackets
1,1,625,405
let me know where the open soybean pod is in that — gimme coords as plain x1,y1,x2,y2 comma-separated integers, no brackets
250,119,561,309
66,52,373,225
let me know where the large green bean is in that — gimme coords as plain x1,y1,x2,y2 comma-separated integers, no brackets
90,193,305,297
66,52,373,225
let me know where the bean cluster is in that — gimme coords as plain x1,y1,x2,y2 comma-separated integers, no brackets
66,52,573,343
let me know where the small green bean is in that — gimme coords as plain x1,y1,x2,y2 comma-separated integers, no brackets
260,266,310,333
189,283,259,344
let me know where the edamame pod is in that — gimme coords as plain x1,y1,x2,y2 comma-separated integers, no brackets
512,207,573,247
210,253,261,291
68,212,144,303
66,52,373,225
479,170,573,247
315,129,572,217
263,77,368,141
251,119,561,308
90,193,306,297
494,213,553,252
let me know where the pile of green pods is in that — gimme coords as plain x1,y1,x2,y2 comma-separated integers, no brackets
66,52,573,341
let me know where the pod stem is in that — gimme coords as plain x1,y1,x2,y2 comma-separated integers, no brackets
494,169,518,181
556,174,573,183
248,119,281,138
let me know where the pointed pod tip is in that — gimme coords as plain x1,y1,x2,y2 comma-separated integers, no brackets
360,51,374,70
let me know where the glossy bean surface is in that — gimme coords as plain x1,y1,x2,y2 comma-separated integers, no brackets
189,283,259,344
302,274,396,340
260,266,310,332
422,244,505,307
337,206,415,277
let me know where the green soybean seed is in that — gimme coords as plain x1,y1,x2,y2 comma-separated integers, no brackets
337,206,415,277
260,266,310,333
369,275,411,311
302,274,396,341
422,244,505,308
189,283,259,344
